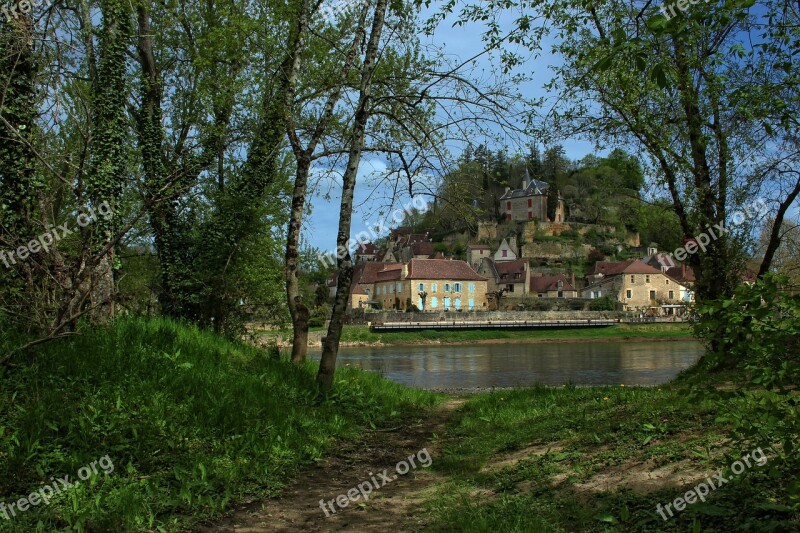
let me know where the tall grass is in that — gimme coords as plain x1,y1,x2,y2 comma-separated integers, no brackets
0,317,438,531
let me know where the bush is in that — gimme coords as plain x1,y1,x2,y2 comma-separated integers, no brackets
567,299,586,310
694,275,800,499
588,296,616,311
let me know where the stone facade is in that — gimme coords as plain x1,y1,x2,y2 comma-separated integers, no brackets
581,261,693,313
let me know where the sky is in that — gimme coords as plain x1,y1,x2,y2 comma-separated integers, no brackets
303,6,598,253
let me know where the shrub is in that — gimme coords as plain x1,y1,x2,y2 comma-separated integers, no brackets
568,299,586,310
588,296,616,311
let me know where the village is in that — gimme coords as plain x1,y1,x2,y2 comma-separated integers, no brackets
329,176,699,320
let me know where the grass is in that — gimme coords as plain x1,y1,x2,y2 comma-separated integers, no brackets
0,317,439,531
423,371,798,532
337,322,693,345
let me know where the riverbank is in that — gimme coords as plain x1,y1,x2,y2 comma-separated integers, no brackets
259,322,694,348
0,318,439,531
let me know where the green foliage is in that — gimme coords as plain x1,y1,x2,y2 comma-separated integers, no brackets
588,296,616,311
426,378,798,531
693,276,800,490
0,317,438,530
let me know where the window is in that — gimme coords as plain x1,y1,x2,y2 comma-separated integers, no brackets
432,283,437,292
469,283,475,294
630,275,635,283
650,290,656,300
418,283,424,292
558,291,563,298
507,284,514,292
444,283,450,292
502,249,508,257
390,284,395,294
669,290,674,299
626,289,632,299
397,283,402,292
365,289,370,295
528,211,533,219
468,298,475,310
666,279,669,284
646,275,650,283
528,198,532,208
454,283,461,292
430,297,438,308
506,201,512,210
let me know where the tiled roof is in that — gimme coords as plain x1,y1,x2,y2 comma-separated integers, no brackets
494,259,528,283
665,265,696,283
531,274,575,293
499,179,551,200
356,243,379,255
410,242,435,256
351,284,367,295
643,253,676,269
358,262,402,284
590,260,661,276
406,259,486,281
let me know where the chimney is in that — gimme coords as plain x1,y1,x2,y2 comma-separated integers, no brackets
681,263,686,278
505,187,510,194
522,180,528,190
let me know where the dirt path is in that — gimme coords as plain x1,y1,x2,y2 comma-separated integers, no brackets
201,399,465,532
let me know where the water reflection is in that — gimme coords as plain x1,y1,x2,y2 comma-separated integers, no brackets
314,341,704,389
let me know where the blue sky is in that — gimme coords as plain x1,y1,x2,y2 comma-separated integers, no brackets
303,7,599,252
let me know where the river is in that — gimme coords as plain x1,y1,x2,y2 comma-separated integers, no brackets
316,340,704,390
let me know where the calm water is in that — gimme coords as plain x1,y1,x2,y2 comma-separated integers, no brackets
316,341,704,390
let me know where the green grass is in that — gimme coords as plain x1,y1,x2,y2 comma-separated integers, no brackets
337,323,693,345
0,317,439,531
424,375,798,532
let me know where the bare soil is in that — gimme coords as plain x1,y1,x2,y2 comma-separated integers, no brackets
200,399,465,533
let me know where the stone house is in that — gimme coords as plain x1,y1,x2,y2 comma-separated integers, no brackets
493,238,518,262
354,242,379,263
499,178,566,223
371,258,488,311
581,260,693,314
466,244,491,269
478,258,529,297
530,274,578,298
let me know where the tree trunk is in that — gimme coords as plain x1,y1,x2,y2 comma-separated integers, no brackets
287,157,312,364
318,0,390,391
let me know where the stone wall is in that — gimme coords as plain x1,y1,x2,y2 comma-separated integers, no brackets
363,309,624,323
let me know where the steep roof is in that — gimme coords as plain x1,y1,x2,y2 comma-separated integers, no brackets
531,274,575,293
358,261,403,284
406,259,486,281
590,260,662,277
410,241,435,257
494,259,528,283
643,252,676,270
665,265,696,283
356,242,379,255
499,179,551,200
